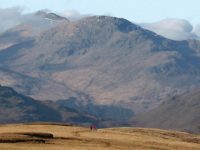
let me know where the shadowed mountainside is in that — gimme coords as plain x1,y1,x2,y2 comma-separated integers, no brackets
132,90,200,134
0,85,98,125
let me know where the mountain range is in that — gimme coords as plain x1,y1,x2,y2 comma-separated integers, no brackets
0,11,200,133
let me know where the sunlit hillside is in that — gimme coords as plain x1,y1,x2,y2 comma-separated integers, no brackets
0,123,199,150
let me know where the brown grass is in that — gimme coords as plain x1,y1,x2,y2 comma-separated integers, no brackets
0,124,199,150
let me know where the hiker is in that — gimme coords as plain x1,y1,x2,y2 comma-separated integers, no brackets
93,125,96,130
90,125,93,131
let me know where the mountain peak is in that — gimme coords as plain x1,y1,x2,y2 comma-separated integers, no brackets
79,16,141,33
35,10,69,21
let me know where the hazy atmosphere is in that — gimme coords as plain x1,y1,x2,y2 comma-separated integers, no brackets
0,0,200,40
0,1,200,149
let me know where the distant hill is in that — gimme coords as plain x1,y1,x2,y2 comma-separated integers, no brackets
132,90,200,134
0,85,98,125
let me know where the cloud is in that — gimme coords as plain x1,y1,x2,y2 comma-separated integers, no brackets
0,7,58,33
0,7,24,32
140,19,198,41
194,24,200,37
60,10,91,21
0,7,90,33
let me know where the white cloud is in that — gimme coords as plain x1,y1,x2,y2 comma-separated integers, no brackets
140,19,198,41
194,24,200,37
60,10,91,21
0,7,24,32
0,7,58,33
0,7,90,33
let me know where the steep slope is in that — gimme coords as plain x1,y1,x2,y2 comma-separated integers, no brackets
1,15,200,120
132,90,200,134
0,85,97,125
0,66,78,101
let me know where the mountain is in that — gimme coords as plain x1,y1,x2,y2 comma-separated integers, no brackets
0,10,69,52
1,15,200,121
0,85,98,125
132,90,200,134
35,10,69,21
57,98,134,122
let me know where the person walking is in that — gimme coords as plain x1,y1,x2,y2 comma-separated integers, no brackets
90,125,93,131
93,125,96,131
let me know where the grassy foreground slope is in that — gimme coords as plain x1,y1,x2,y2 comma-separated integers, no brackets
0,123,199,150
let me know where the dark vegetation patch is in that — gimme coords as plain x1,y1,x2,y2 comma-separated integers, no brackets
24,122,73,127
0,132,53,143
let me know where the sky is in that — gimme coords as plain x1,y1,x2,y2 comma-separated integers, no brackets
0,0,200,41
0,0,199,25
